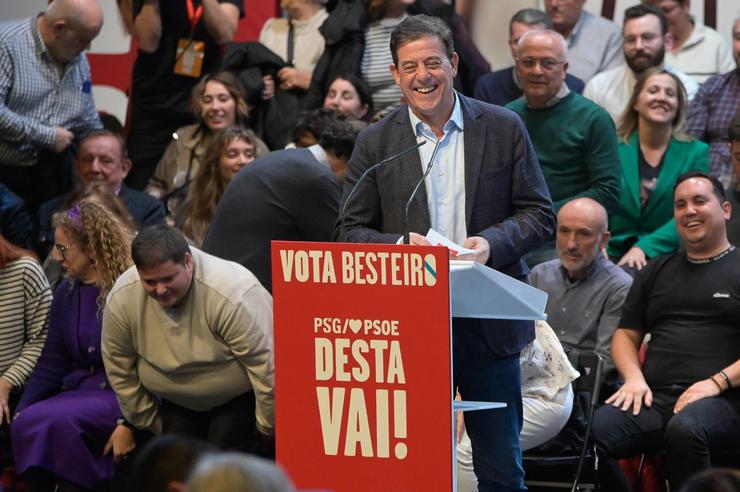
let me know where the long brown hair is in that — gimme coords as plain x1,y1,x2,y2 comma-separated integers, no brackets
617,67,689,143
191,70,250,129
0,234,38,269
180,127,259,246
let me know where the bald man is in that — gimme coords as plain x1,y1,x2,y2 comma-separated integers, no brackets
0,0,103,214
506,30,620,265
530,198,632,380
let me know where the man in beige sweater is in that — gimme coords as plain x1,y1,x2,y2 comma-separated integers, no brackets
102,225,274,453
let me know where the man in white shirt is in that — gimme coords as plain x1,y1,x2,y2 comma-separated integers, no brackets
583,4,698,125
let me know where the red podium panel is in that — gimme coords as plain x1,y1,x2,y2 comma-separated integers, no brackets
271,241,452,492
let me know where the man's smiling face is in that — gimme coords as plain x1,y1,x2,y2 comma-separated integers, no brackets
390,35,458,127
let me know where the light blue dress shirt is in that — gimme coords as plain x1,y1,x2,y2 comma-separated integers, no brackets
407,93,467,244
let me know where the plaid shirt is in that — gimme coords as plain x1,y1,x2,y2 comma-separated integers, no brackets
0,16,101,167
687,69,740,184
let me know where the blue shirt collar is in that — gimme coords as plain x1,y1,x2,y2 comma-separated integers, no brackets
407,91,464,139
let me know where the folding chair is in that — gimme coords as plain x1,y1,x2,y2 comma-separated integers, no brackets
523,352,605,491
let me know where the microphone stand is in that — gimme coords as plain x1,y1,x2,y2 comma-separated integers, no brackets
338,140,426,242
403,140,441,245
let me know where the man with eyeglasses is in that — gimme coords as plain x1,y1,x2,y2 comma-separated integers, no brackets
583,4,698,124
473,8,586,107
506,29,620,266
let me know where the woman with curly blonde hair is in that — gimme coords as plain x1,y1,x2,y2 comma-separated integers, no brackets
178,126,258,246
12,201,136,492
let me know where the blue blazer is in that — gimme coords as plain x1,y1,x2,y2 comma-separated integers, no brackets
338,93,555,356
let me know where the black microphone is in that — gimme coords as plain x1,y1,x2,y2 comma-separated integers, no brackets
403,140,441,245
338,140,426,241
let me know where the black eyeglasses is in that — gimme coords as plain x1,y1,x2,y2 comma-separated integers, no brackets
54,243,70,261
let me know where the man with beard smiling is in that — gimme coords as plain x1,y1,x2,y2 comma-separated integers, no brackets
591,171,740,491
337,14,555,491
507,29,620,265
583,4,698,124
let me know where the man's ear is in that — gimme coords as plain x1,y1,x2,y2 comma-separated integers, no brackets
52,19,67,37
450,52,459,78
121,158,133,178
390,63,401,86
664,32,674,51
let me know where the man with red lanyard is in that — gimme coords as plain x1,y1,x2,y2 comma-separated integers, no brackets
118,0,243,190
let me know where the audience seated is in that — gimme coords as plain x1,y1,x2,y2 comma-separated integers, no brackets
259,0,329,96
584,4,698,125
0,184,34,251
186,452,294,492
203,109,360,292
145,71,268,221
0,0,103,215
127,435,214,492
686,17,740,186
544,0,622,82
304,0,488,112
592,171,740,492
474,9,585,107
12,200,136,492
37,130,166,257
118,0,243,190
456,320,579,491
641,0,734,84
42,183,137,293
608,68,708,272
531,198,632,383
506,29,620,264
727,111,740,246
323,74,373,121
0,234,51,468
177,127,259,247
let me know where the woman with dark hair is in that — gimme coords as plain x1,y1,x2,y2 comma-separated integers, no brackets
323,74,373,121
146,70,268,221
12,201,136,492
0,234,51,466
177,127,258,246
608,67,709,272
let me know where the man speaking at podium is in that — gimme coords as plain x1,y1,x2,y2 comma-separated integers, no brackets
335,14,555,492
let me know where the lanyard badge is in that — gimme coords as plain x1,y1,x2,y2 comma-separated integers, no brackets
174,0,205,78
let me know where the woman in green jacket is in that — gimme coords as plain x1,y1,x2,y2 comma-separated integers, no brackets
608,67,709,271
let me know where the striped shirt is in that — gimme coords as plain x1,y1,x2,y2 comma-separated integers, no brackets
0,257,52,388
0,16,101,168
361,15,406,118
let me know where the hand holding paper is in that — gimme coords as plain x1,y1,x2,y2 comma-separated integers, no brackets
424,229,476,257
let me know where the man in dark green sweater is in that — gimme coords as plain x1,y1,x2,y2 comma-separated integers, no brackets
506,29,620,265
